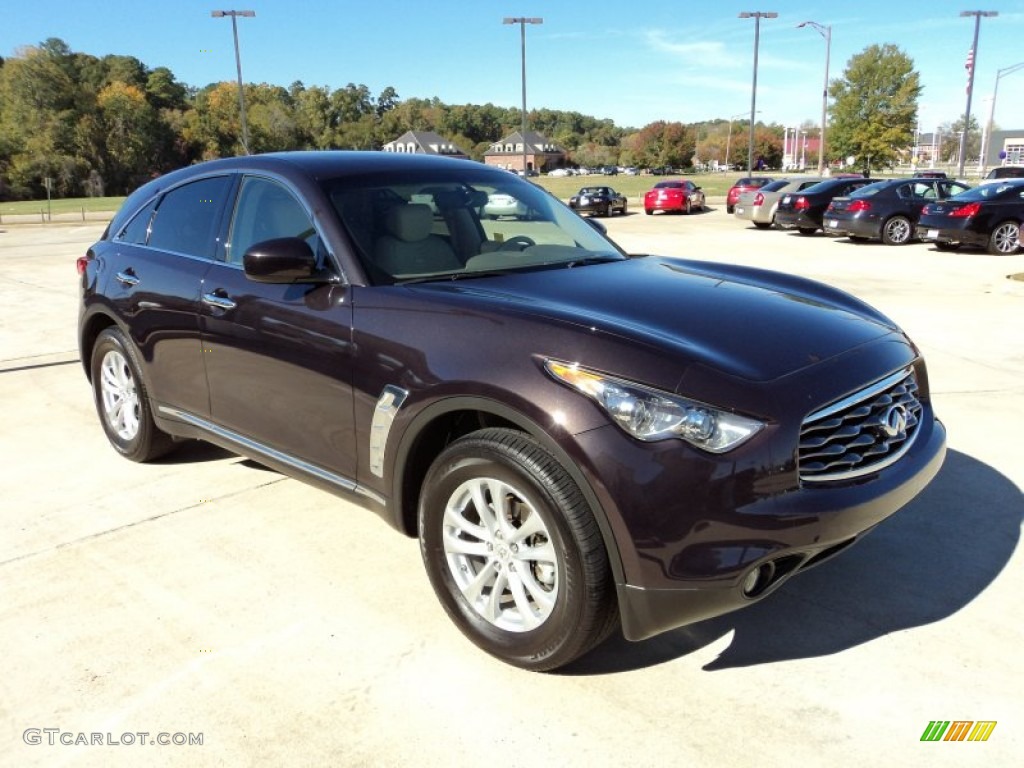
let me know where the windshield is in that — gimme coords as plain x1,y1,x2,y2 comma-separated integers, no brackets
951,181,1024,201
322,168,626,284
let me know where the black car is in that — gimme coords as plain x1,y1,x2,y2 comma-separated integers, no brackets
569,186,627,217
917,179,1024,254
77,151,945,671
775,176,872,235
823,178,971,245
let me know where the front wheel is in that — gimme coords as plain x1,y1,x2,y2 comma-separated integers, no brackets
882,215,912,245
418,428,617,671
988,221,1021,255
90,327,173,462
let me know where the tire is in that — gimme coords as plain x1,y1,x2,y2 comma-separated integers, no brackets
726,205,734,214
604,204,612,218
753,221,773,230
684,199,692,215
418,428,618,671
644,208,653,215
797,227,817,236
988,221,1021,255
90,327,173,462
881,216,912,245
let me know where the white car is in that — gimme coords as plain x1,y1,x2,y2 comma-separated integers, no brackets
548,168,572,177
482,192,528,219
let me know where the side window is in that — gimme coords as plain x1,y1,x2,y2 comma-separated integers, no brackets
227,176,317,265
148,176,232,259
116,198,158,244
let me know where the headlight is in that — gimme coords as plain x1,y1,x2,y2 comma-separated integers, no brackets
544,360,763,453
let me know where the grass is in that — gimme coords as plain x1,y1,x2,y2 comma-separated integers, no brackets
0,196,126,216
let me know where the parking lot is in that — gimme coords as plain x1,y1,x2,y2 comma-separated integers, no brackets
1,208,1021,767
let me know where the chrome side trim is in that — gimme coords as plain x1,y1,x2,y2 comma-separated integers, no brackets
157,405,384,505
369,385,409,478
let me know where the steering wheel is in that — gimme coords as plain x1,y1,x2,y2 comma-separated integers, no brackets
498,235,536,251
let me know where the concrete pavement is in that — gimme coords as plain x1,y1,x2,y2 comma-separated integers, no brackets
0,212,1021,767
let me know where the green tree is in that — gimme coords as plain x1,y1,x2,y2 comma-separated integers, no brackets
828,44,921,174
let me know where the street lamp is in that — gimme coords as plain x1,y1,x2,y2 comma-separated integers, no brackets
739,12,777,173
211,9,255,155
797,20,831,174
503,17,543,176
980,61,1024,175
957,10,997,177
724,110,755,170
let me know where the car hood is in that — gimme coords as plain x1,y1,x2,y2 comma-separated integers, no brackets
410,257,898,383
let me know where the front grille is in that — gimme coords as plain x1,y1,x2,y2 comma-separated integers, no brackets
799,368,923,483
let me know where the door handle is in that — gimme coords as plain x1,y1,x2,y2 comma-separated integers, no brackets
202,291,237,310
115,270,140,287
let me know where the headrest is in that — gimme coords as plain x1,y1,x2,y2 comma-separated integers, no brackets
384,204,433,242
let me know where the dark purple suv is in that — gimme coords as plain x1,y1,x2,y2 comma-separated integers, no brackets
78,152,946,671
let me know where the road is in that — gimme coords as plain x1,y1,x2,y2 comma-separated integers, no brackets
1,210,1021,767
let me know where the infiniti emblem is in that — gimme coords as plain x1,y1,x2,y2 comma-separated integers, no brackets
880,404,908,438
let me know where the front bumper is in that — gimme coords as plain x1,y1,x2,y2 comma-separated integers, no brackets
612,413,946,640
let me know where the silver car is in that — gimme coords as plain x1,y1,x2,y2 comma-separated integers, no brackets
734,177,825,229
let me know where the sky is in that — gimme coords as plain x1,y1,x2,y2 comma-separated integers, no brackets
2,0,1023,135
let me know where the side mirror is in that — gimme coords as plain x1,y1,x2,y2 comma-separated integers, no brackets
243,237,319,283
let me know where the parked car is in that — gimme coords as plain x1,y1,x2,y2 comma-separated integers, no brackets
917,178,1024,254
547,168,572,178
775,176,873,235
569,186,628,217
78,151,946,671
483,192,528,219
823,178,971,245
734,177,825,229
726,176,775,214
643,180,706,215
978,165,1024,185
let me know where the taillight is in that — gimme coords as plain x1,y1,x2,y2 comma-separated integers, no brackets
76,254,93,275
949,202,981,218
794,196,810,211
754,192,764,206
848,199,871,213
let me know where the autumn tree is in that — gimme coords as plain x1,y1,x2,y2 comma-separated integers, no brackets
828,44,921,175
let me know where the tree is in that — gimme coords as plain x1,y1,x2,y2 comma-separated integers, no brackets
940,114,981,166
828,44,921,174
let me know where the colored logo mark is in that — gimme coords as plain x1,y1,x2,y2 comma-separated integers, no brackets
920,720,997,742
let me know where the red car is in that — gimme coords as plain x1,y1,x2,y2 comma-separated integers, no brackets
643,180,706,215
726,176,775,213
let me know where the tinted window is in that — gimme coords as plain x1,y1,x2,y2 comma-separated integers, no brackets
761,180,789,192
227,177,318,265
147,176,232,259
116,198,158,244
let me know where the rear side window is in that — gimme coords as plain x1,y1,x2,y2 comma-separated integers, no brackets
147,176,232,259
115,198,158,244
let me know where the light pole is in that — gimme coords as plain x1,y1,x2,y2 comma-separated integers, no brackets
739,12,777,173
980,61,1024,175
724,110,753,170
503,16,543,176
957,10,997,178
797,20,831,174
211,10,255,155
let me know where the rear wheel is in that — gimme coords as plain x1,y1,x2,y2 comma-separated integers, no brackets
90,327,173,462
644,208,653,215
988,221,1021,255
881,215,912,245
418,428,617,671
726,205,735,214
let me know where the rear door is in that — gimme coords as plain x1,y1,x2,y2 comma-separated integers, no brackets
104,175,233,419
